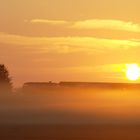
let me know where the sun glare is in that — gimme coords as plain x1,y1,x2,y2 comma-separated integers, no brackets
126,64,140,81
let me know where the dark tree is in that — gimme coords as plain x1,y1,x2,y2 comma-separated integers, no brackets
0,64,12,93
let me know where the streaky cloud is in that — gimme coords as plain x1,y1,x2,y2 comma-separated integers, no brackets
0,32,140,54
27,19,140,33
27,19,69,25
72,19,140,32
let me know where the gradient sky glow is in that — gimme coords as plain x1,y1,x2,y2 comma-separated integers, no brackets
1,0,140,86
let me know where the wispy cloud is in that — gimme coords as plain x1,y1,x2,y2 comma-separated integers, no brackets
72,19,140,32
0,32,140,54
27,19,68,25
27,19,140,33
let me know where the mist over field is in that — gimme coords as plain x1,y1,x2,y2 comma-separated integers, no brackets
1,87,140,125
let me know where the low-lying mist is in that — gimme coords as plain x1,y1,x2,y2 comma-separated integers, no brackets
1,87,140,124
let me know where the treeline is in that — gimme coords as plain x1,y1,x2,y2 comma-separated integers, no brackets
0,64,12,94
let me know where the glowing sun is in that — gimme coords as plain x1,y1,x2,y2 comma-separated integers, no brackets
126,64,140,81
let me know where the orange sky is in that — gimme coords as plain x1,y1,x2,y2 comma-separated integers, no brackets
0,0,140,86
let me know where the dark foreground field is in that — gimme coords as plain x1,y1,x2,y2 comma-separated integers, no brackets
1,124,140,140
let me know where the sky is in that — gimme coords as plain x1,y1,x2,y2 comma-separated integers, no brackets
0,0,140,87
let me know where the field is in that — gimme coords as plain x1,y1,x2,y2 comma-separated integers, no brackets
1,125,140,140
1,87,140,139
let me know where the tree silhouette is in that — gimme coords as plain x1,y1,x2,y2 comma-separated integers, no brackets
0,64,12,93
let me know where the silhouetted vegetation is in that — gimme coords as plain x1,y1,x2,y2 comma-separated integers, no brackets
0,64,12,93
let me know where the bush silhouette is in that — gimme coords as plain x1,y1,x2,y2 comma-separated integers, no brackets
0,64,12,93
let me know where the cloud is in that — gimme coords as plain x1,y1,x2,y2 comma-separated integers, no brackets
27,19,68,25
72,19,140,32
0,32,140,54
27,19,140,33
